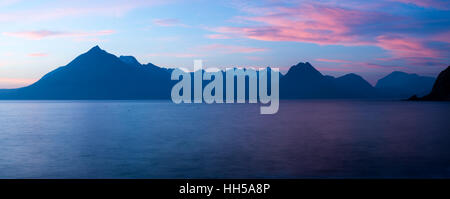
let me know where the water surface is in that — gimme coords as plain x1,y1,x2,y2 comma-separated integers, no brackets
0,100,449,178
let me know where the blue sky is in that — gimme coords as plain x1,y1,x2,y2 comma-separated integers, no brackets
0,0,449,88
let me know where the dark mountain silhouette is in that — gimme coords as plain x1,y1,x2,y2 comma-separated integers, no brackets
375,71,435,99
280,62,335,98
280,62,376,98
0,46,441,100
334,73,377,98
410,66,450,101
0,46,173,99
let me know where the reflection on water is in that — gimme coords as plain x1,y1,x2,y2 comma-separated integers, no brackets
0,100,449,178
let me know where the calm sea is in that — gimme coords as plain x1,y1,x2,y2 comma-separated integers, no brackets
0,100,449,178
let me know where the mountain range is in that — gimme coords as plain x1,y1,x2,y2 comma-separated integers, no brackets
375,71,435,98
280,62,377,98
0,46,173,99
0,46,444,100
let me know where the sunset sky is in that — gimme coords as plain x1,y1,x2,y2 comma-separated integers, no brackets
0,0,449,88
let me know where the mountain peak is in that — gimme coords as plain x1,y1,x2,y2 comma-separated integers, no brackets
90,45,101,50
336,73,372,87
296,62,316,70
286,62,323,77
86,45,105,54
388,71,418,78
376,70,436,98
340,73,361,79
64,45,122,69
390,71,407,75
295,62,312,67
377,71,431,86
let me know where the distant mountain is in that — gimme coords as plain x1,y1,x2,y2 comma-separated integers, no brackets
375,71,435,98
280,62,376,98
0,46,440,100
0,46,173,99
280,62,332,98
410,66,450,101
334,73,377,98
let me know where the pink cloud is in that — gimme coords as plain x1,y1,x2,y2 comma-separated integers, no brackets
391,0,450,9
3,30,60,39
3,30,115,40
432,31,450,43
211,3,384,46
206,34,231,39
375,35,440,58
211,1,449,67
28,53,48,57
199,44,268,54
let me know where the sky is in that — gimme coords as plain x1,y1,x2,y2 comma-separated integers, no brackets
0,0,449,88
